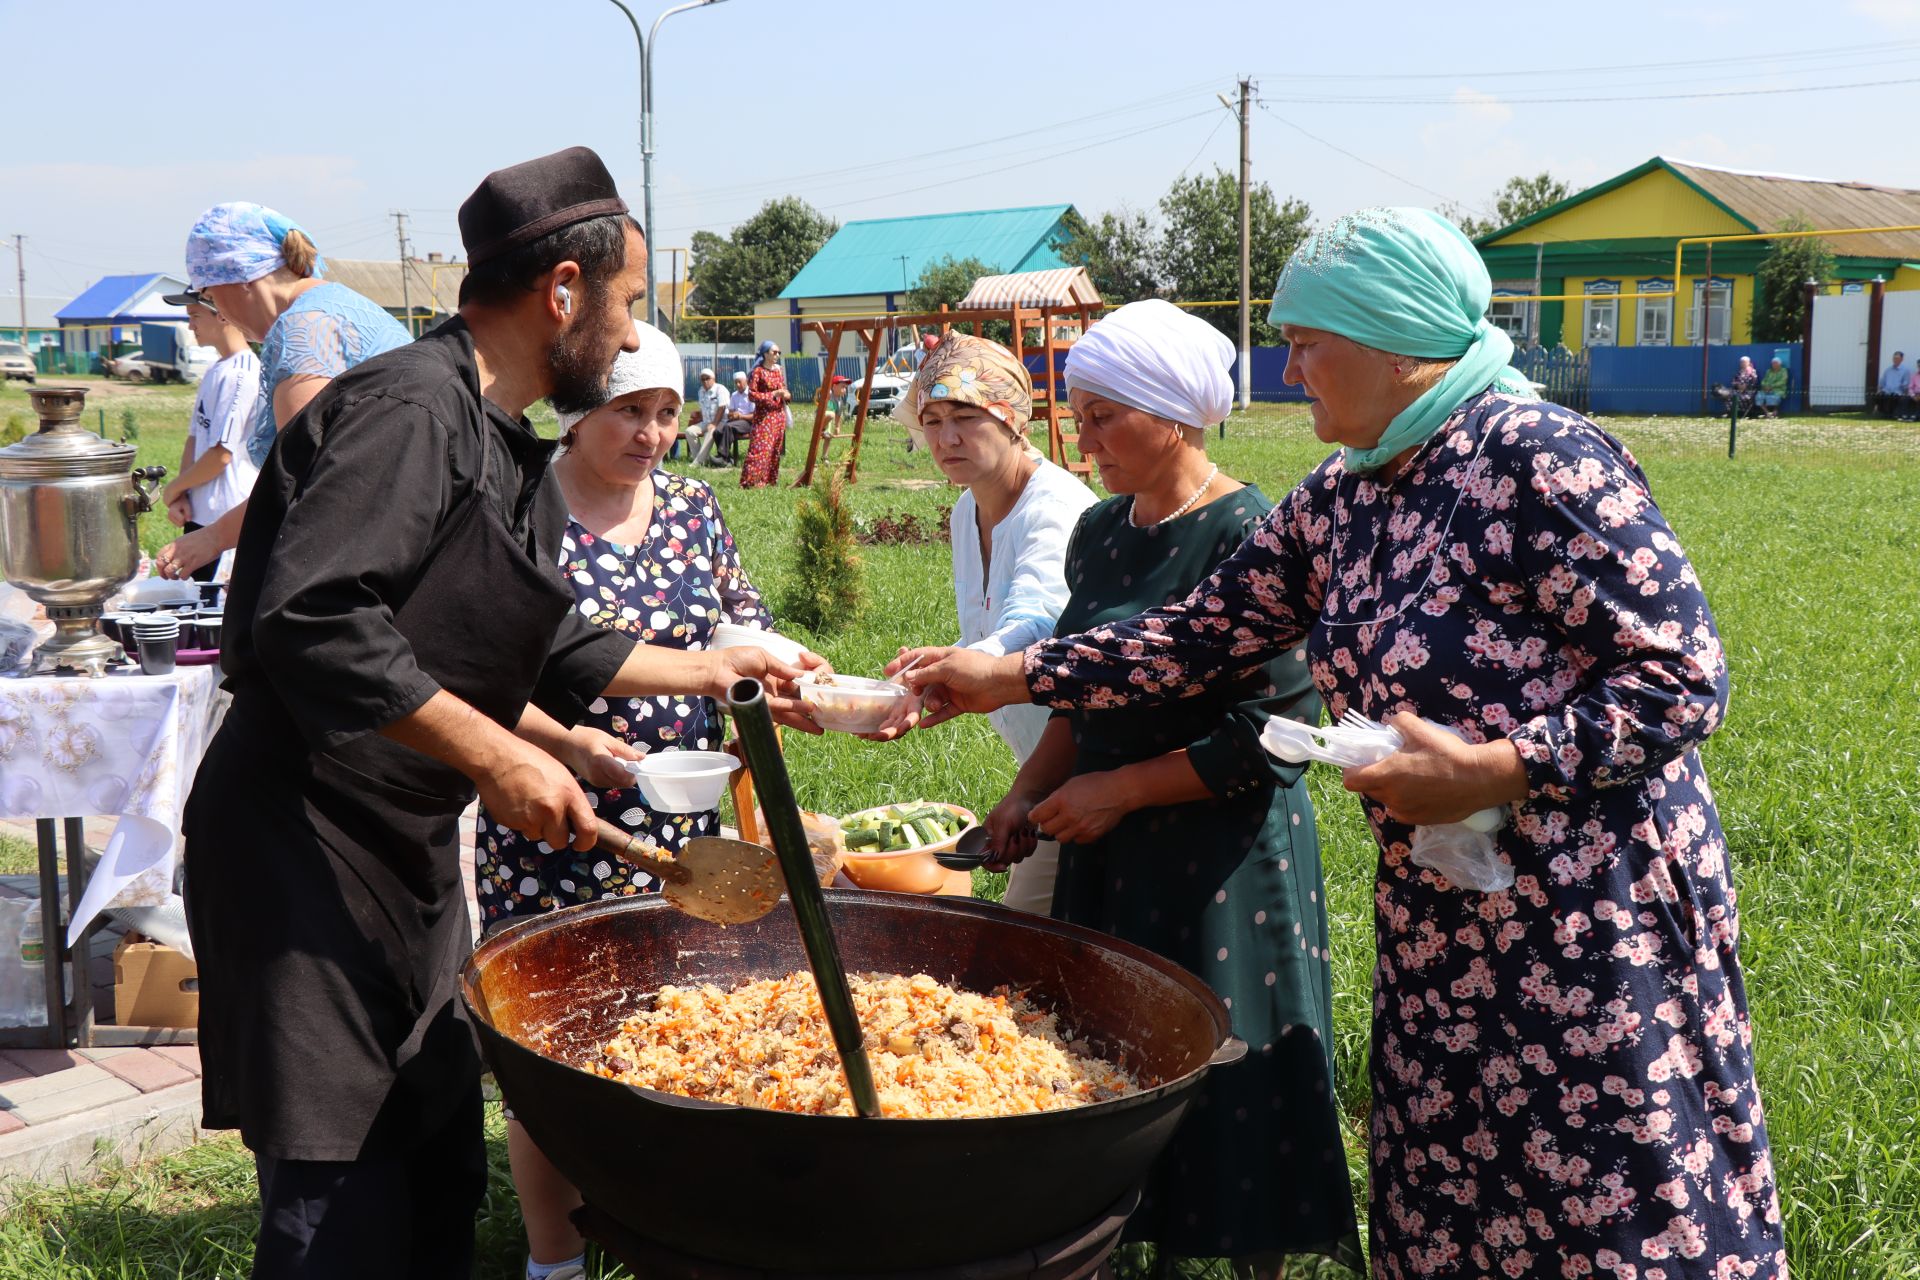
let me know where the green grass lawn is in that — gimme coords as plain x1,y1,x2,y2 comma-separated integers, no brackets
1,388,1915,1278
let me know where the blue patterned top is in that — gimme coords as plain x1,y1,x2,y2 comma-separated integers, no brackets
245,282,412,467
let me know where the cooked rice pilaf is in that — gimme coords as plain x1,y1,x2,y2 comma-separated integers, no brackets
588,971,1142,1117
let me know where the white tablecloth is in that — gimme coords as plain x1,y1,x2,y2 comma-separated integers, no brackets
0,663,227,950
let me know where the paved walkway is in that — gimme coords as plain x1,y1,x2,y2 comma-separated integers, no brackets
0,805,486,1201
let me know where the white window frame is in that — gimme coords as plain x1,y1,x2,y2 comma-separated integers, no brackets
1636,279,1673,347
1583,281,1619,348
1488,292,1535,344
1686,277,1733,346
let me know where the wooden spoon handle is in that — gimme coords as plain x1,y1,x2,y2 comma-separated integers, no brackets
593,818,688,884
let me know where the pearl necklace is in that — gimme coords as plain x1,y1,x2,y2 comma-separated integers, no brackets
1129,464,1219,528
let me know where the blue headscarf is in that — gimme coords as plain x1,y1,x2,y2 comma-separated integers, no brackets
1268,207,1532,473
184,202,324,289
757,339,778,359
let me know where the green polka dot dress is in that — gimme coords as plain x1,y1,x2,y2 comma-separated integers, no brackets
1049,491,1362,1270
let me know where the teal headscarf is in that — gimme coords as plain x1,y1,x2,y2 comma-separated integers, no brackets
1268,207,1533,473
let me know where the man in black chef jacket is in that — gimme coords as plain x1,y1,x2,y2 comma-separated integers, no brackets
182,147,810,1277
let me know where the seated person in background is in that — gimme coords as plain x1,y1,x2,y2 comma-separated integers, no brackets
1756,357,1789,417
1728,355,1759,416
160,289,261,582
1905,362,1920,423
685,366,727,463
712,369,752,463
1876,350,1909,417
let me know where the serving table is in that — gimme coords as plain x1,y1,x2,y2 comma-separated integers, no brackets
0,661,226,1048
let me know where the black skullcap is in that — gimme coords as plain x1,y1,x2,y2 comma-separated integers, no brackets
459,146,631,267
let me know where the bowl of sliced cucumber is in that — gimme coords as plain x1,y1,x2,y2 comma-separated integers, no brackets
836,801,978,894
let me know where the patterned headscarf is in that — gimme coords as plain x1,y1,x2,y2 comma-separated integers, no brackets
184,202,323,289
903,332,1033,438
1268,207,1533,473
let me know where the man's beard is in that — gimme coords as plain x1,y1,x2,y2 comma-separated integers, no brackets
548,298,615,416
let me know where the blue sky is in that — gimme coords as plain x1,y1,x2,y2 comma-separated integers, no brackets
4,0,1919,303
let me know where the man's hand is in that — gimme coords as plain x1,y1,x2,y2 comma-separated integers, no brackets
1029,772,1135,846
1341,713,1528,825
477,737,599,851
563,725,647,789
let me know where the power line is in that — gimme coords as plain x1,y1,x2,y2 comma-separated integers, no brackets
651,109,1219,237
662,77,1227,206
1176,109,1234,181
1258,74,1920,107
1255,102,1471,211
1259,37,1920,81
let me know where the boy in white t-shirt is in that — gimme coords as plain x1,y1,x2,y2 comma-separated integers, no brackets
161,290,260,581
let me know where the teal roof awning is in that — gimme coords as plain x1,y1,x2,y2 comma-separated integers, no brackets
779,205,1074,300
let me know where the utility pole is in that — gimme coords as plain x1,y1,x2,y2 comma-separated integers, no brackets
393,212,414,336
13,235,25,341
1235,79,1253,413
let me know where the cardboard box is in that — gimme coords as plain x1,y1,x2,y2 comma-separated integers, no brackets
112,934,199,1028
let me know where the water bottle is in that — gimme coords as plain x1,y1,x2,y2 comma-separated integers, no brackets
18,899,46,1026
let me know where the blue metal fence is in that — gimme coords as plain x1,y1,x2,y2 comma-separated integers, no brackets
1588,343,1801,415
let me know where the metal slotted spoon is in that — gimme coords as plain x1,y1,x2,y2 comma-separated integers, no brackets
591,818,785,926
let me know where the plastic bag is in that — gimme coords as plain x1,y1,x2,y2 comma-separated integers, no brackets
1409,820,1513,893
1262,715,1514,892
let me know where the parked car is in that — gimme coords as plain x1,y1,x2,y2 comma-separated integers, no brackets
863,372,911,416
102,349,145,379
0,342,34,384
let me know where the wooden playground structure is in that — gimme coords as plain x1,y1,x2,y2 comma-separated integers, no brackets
792,268,1104,487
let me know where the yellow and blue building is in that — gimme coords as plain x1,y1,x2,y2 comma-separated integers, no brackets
1475,156,1920,352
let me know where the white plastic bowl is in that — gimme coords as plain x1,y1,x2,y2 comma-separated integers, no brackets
709,623,810,668
624,750,740,813
797,674,915,734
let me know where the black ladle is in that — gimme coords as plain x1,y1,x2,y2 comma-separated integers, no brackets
726,679,883,1119
934,825,992,871
934,824,1050,872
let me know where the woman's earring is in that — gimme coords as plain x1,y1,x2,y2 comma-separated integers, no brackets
1393,363,1404,375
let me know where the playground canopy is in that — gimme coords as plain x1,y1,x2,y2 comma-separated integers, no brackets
958,267,1102,310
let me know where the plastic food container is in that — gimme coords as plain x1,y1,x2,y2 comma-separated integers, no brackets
837,803,977,894
709,623,810,668
796,674,914,734
624,750,740,813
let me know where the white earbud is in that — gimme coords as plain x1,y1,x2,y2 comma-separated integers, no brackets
556,285,573,315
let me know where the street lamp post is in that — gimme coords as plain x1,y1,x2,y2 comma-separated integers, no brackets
605,0,727,330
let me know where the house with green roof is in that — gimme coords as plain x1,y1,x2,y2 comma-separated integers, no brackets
759,204,1076,355
1474,156,1920,353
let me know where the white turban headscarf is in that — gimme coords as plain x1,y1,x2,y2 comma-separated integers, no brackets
557,321,683,432
1063,299,1235,430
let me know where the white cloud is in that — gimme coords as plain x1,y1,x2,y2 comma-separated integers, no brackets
1449,88,1514,127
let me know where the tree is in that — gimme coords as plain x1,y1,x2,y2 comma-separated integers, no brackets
1156,168,1310,344
1751,216,1834,343
683,197,838,342
1449,173,1578,241
905,255,993,313
1051,207,1161,303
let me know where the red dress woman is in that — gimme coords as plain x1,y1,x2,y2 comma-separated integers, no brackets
741,340,791,488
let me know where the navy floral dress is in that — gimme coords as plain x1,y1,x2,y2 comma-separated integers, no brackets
1023,393,1786,1278
475,470,770,927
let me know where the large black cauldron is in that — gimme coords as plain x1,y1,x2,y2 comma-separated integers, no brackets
463,890,1243,1272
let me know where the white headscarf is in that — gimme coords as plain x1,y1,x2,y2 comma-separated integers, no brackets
1063,299,1235,429
557,321,683,431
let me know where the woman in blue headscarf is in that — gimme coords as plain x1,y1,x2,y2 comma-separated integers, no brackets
896,209,1786,1277
740,337,792,488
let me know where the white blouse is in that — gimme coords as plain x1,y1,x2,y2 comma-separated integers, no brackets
951,459,1099,762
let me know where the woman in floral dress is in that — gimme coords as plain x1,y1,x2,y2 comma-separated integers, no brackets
475,325,775,1280
901,211,1786,1278
740,339,792,488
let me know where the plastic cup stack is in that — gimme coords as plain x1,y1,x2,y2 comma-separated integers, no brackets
131,614,180,676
